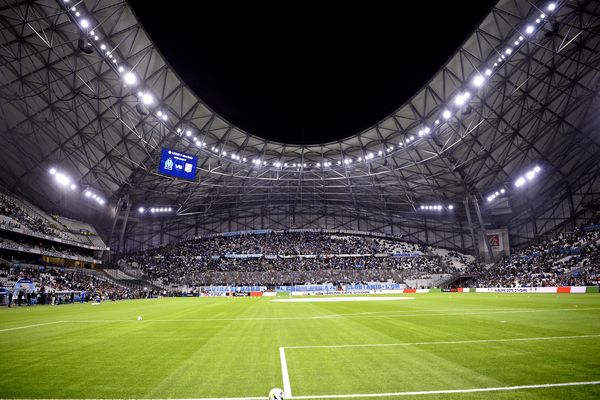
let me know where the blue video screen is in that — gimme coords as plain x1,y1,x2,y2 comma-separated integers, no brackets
157,148,198,181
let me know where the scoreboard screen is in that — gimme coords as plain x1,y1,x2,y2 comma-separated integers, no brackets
157,148,198,181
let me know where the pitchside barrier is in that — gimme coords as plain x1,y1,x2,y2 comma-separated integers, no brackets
274,286,598,295
199,286,599,296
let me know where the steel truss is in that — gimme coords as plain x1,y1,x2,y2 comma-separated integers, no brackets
0,0,598,255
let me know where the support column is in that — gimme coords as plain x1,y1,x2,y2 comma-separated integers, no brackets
473,196,494,261
118,196,131,254
464,197,480,261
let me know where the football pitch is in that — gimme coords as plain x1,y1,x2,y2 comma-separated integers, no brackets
1,293,600,399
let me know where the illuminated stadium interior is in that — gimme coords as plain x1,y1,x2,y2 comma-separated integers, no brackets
0,0,599,399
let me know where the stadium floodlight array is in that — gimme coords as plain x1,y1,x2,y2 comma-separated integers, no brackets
49,168,76,191
514,165,542,188
419,204,454,211
83,190,105,206
486,188,506,203
60,0,559,171
148,207,173,214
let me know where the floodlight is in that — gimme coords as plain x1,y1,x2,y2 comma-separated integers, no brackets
75,11,80,17
70,184,76,190
526,170,535,180
55,173,70,186
472,75,485,87
418,130,423,137
448,205,454,210
157,111,162,117
424,127,431,134
79,19,89,29
161,114,168,121
535,18,541,23
540,14,546,19
123,71,137,86
505,48,512,55
99,199,105,205
500,189,506,194
138,207,145,213
534,166,541,172
443,109,451,119
515,177,526,187
454,94,466,106
435,120,440,125
118,66,126,73
525,25,534,34
85,191,91,197
49,167,56,175
547,3,556,11
141,93,154,105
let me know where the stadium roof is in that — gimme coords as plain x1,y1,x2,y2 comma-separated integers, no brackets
0,0,599,251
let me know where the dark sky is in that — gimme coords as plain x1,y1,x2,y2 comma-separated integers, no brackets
128,1,497,144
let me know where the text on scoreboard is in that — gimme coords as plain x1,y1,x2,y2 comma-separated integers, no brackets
158,148,198,181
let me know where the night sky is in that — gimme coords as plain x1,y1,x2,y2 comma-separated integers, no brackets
128,1,497,144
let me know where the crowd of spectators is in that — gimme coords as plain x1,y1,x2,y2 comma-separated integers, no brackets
0,263,139,304
0,195,69,238
472,221,600,288
117,232,459,287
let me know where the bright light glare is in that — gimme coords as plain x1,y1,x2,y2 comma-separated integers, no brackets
534,165,541,172
80,19,89,29
123,71,137,86
484,69,492,76
69,184,76,190
454,94,465,106
55,173,70,186
472,75,485,87
448,205,454,210
442,109,452,119
547,3,556,11
515,177,526,187
49,168,56,175
525,25,534,34
526,170,536,180
85,191,91,197
141,92,154,105
138,207,145,213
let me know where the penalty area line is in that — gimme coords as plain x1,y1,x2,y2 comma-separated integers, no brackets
0,320,63,333
6,381,599,399
291,380,600,399
283,333,600,349
280,347,293,398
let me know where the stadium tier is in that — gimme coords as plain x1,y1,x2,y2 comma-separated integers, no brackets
0,0,599,398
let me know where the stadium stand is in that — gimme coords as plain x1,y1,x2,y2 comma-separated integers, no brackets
116,231,470,289
471,221,600,288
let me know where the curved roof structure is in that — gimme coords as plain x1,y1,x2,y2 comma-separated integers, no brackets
0,0,599,252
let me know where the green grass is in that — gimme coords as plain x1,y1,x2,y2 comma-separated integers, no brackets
1,293,599,399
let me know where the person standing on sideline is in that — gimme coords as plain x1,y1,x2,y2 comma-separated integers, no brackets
8,290,13,308
51,290,56,305
17,290,23,306
80,290,85,303
26,291,31,306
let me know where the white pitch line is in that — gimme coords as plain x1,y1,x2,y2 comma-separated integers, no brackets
57,307,600,323
284,333,600,349
6,381,599,400
0,320,63,333
290,380,600,399
280,347,293,398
